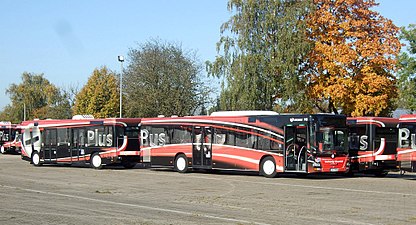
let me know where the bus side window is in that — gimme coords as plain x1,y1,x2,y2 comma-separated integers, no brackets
57,128,69,147
79,129,85,147
227,130,236,146
171,126,192,144
258,132,283,154
271,140,283,154
235,130,253,149
257,135,270,150
348,133,360,150
214,128,226,145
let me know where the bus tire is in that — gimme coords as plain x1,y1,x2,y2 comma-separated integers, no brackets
260,156,277,178
31,151,42,166
0,146,5,154
90,153,103,169
174,154,188,173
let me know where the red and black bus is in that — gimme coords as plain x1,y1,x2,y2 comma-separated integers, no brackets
139,111,349,177
347,117,399,176
0,122,20,154
20,116,141,169
397,114,416,172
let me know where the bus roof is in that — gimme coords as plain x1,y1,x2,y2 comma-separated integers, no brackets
347,117,399,127
399,114,416,122
0,121,18,129
20,118,141,129
210,111,279,116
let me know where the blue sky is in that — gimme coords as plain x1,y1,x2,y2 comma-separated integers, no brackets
0,0,415,111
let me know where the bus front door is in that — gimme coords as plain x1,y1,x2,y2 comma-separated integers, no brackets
43,129,57,163
192,126,213,169
284,125,308,172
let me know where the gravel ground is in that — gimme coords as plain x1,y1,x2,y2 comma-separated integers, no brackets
0,154,415,225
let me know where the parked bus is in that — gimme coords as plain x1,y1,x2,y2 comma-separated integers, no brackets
139,111,349,178
20,116,141,169
347,117,399,176
397,114,416,172
0,122,20,154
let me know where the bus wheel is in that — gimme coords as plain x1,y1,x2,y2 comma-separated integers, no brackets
174,154,188,173
90,153,103,169
260,156,277,178
31,151,42,166
0,146,5,154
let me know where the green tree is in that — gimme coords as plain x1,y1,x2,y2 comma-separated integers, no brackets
73,66,119,118
397,24,416,112
207,0,313,112
0,72,71,123
123,39,210,117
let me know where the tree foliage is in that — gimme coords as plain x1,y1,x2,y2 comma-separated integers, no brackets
123,39,210,117
306,0,401,116
73,66,119,118
207,0,313,112
397,24,416,112
0,72,71,123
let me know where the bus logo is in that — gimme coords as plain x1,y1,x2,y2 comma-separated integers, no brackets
399,128,416,148
0,131,9,141
87,129,113,147
289,118,308,122
141,129,166,147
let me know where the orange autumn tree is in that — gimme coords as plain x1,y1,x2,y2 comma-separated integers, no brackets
306,0,401,116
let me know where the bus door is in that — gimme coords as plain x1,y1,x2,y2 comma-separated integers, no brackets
71,129,82,162
284,125,308,172
43,129,57,162
56,128,70,160
192,126,213,169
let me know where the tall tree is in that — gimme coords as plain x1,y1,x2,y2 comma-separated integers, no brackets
207,0,313,112
397,24,416,112
0,72,71,123
73,66,119,118
123,39,210,117
306,0,401,116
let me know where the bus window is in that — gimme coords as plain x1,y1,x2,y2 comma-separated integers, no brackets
0,130,9,141
79,129,85,147
214,129,226,145
226,130,236,146
271,139,283,154
171,126,192,144
141,126,168,147
235,130,254,149
316,128,347,153
57,128,69,147
86,126,113,147
257,133,271,151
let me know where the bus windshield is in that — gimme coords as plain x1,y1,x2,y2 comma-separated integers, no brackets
315,127,347,154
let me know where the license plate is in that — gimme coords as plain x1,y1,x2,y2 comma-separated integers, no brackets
330,168,339,172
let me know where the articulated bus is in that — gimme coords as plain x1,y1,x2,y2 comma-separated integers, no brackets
347,117,399,176
20,116,141,169
397,114,416,172
0,122,20,154
139,111,349,178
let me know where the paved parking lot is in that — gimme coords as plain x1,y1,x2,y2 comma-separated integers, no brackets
0,154,415,225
